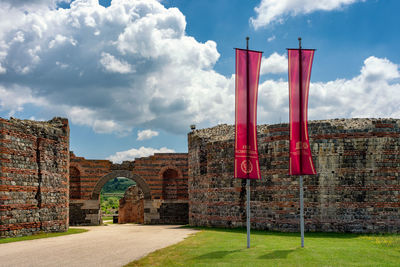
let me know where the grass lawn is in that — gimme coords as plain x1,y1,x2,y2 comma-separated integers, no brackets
126,227,400,267
0,228,88,244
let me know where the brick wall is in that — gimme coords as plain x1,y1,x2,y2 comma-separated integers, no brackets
0,117,69,238
188,119,400,233
118,185,144,224
69,153,189,225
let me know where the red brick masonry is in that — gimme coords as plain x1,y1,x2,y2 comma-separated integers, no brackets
0,118,69,238
188,119,400,233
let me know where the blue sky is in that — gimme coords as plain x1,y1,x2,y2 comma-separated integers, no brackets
0,0,399,162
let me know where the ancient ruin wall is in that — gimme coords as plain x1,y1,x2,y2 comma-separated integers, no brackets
118,185,144,224
131,153,189,224
69,153,189,225
0,117,69,238
188,119,400,233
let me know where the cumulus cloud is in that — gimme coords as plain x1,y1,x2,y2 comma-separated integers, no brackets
107,146,175,163
251,0,365,29
0,85,47,116
0,0,232,134
100,52,134,74
260,52,287,75
137,129,159,141
257,55,400,124
0,0,398,138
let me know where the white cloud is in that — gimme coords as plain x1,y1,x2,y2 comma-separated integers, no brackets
48,34,77,48
251,0,365,29
107,146,175,163
0,0,230,134
0,85,47,116
65,106,128,134
100,52,134,74
0,0,71,10
267,35,276,42
137,129,159,141
257,55,400,124
0,0,399,138
260,52,287,75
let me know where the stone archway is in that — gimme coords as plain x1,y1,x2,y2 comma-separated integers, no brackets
91,170,151,200
90,170,155,225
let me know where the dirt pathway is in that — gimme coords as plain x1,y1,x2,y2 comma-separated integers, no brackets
0,224,197,267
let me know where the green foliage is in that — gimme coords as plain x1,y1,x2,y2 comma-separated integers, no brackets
101,177,135,194
100,196,120,214
0,228,88,244
126,228,400,267
100,177,135,214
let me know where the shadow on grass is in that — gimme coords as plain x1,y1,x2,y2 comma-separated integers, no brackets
184,226,360,239
195,249,243,259
258,248,298,259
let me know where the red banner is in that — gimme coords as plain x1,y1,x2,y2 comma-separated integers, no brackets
288,49,316,175
234,48,262,179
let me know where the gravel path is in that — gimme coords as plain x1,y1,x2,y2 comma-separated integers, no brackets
0,224,197,267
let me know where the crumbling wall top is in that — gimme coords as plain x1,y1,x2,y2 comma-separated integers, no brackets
3,117,69,136
189,118,400,143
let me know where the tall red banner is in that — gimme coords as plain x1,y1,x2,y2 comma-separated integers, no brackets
288,49,317,175
234,48,262,179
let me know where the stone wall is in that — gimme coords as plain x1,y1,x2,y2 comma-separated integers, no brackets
118,185,144,224
188,119,400,233
0,117,69,238
69,153,189,225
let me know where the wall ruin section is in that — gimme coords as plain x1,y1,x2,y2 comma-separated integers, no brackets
118,185,144,224
69,153,189,225
188,118,400,233
0,117,69,238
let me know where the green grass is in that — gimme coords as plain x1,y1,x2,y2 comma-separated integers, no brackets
126,227,400,267
0,228,88,244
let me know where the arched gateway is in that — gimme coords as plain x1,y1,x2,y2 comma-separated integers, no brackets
91,170,151,200
68,152,189,226
90,170,153,224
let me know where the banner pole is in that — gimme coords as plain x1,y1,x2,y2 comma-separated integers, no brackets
300,175,304,248
247,179,250,248
298,37,305,248
245,36,251,249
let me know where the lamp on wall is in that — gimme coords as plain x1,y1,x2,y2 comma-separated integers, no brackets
190,124,196,131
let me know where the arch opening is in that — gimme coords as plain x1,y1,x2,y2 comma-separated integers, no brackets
91,170,151,200
90,170,152,225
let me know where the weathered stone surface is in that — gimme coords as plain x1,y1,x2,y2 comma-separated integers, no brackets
188,118,400,233
118,185,144,224
0,117,69,238
69,153,189,225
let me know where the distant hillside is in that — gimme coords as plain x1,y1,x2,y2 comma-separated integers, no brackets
101,177,135,194
100,177,135,215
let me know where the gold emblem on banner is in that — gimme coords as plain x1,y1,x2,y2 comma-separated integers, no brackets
296,141,309,150
241,159,253,174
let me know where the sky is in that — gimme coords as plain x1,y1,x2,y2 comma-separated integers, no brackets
0,0,399,162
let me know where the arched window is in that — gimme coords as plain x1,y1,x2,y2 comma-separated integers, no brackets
69,166,81,199
162,169,179,200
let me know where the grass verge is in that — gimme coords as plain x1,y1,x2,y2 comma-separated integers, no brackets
0,228,88,244
126,227,400,267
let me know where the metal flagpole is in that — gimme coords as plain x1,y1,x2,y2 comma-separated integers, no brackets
300,175,304,247
247,179,250,248
298,37,305,248
246,36,251,249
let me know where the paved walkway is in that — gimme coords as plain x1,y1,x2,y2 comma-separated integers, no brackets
0,224,197,267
